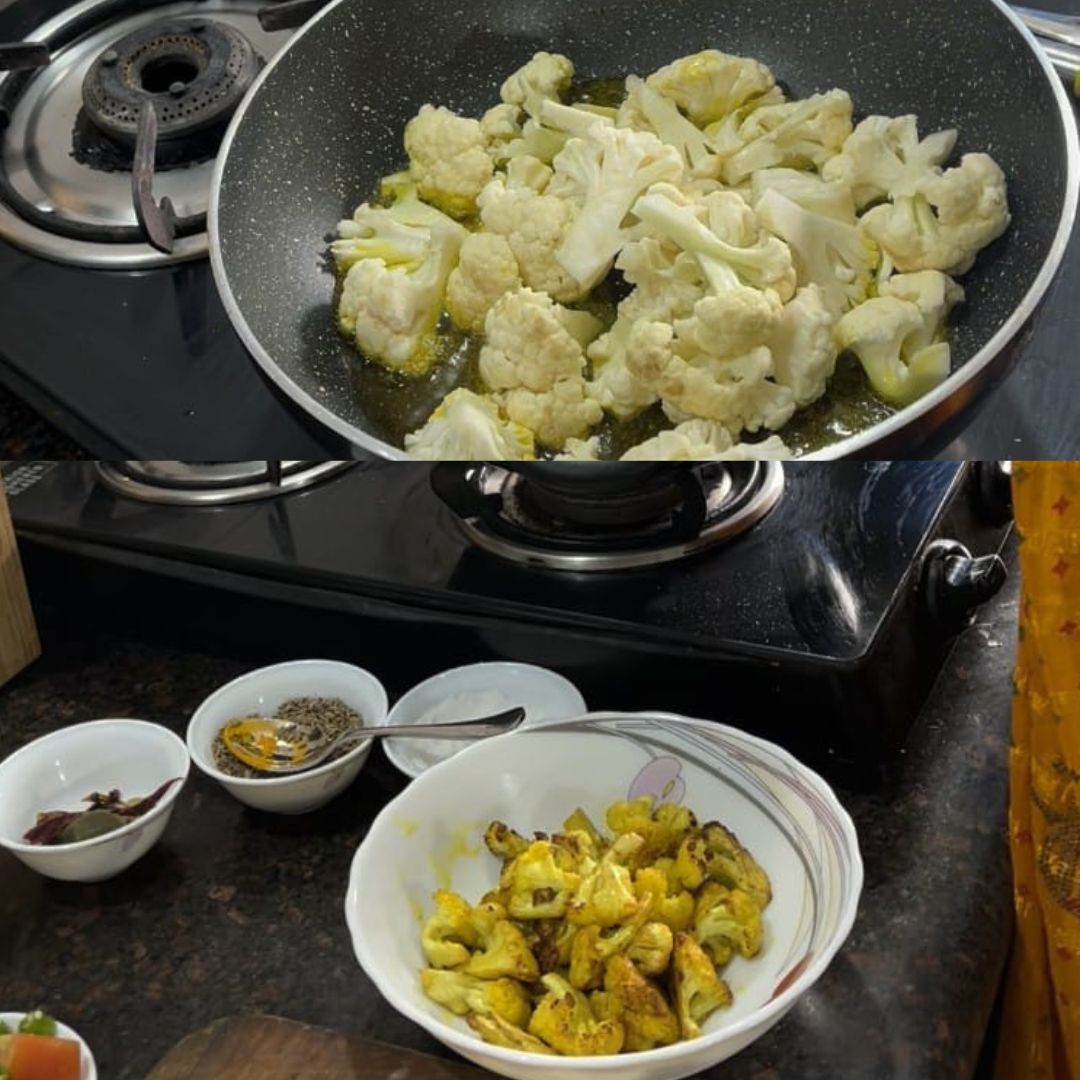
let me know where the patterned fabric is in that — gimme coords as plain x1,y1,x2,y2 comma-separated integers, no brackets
997,463,1080,1080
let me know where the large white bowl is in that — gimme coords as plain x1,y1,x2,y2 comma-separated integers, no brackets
187,660,388,814
382,662,587,779
347,711,862,1080
0,1012,97,1080
0,719,189,883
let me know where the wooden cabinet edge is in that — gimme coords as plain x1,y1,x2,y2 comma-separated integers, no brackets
0,481,41,688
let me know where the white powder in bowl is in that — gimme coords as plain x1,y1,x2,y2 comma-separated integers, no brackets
396,689,518,772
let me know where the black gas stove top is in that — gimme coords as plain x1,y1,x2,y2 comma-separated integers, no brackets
3,460,1013,778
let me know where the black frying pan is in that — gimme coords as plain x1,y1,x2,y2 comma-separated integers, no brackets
210,0,1078,460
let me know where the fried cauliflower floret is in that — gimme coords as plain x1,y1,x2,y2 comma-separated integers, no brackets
859,153,1009,275
633,866,694,933
768,284,838,408
604,798,697,863
419,968,532,1028
671,833,709,891
463,916,541,982
444,232,522,333
421,888,478,968
567,833,643,928
671,932,733,1039
528,973,625,1055
627,921,674,976
484,820,532,863
533,917,580,973
507,840,582,919
467,1012,556,1054
693,881,764,966
603,954,681,1051
404,105,494,218
700,822,772,909
646,49,777,126
562,808,605,851
501,377,604,451
821,114,958,209
569,921,638,990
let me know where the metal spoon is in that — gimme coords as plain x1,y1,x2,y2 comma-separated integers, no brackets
221,706,526,775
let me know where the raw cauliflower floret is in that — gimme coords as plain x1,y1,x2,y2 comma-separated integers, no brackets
717,89,853,186
500,51,574,115
616,235,705,324
754,188,878,317
404,388,536,460
836,271,963,406
625,321,795,437
548,125,684,293
821,114,958,209
503,376,604,450
859,152,1010,275
404,104,494,218
479,287,601,392
750,167,855,223
618,75,723,179
646,49,777,127
445,233,522,333
481,102,524,159
768,284,838,408
478,175,582,302
619,419,734,460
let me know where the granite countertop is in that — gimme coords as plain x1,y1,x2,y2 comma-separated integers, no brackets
0,554,1018,1079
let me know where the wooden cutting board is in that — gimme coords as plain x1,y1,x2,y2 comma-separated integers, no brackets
149,1015,490,1079
0,482,40,689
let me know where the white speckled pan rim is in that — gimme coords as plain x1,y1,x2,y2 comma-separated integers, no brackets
209,0,1080,461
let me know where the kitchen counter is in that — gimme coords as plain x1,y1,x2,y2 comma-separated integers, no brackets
0,547,1019,1079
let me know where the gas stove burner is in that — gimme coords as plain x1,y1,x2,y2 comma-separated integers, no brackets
432,463,784,571
95,461,354,505
0,0,291,268
81,19,261,157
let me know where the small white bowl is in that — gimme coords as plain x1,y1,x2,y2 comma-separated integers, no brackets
0,1012,97,1079
187,659,388,814
382,662,586,779
347,711,862,1080
0,720,189,884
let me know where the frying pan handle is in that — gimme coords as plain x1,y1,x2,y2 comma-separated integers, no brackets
257,0,334,32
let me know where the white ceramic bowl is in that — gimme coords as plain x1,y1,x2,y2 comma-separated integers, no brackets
187,660,388,814
382,662,587,779
0,720,189,884
347,711,862,1080
0,1012,97,1079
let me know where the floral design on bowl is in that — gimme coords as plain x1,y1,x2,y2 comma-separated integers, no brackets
627,755,685,806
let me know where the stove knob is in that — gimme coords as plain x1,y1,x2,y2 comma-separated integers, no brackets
921,539,1008,633
972,461,1013,525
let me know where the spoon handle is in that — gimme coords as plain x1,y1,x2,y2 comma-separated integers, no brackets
363,706,527,742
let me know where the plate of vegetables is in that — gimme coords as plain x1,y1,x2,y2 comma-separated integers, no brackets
0,1011,96,1080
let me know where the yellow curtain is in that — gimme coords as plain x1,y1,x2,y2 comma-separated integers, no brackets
997,462,1080,1080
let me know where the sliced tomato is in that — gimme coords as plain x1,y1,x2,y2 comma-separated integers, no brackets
8,1032,81,1080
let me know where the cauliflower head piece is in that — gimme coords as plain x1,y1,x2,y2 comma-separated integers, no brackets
421,888,478,968
603,954,681,1051
701,821,773,909
405,388,536,460
463,916,541,982
528,973,626,1055
404,104,494,218
468,1012,555,1054
750,167,856,224
478,174,583,301
335,191,467,374
548,125,684,293
567,833,644,928
768,284,838,408
718,89,853,186
822,114,958,209
445,232,522,333
754,187,878,318
646,49,777,127
618,421,791,462
627,921,675,976
632,867,694,933
507,839,583,919
859,152,1010,275
500,51,574,115
501,378,605,450
419,968,532,1028
693,881,764,965
671,931,733,1039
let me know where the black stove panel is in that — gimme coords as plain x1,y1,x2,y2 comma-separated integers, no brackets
6,460,996,660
